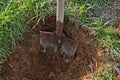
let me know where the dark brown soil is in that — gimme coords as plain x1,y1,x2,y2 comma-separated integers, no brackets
0,14,101,80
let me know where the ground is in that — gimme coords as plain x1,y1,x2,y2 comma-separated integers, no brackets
0,14,111,80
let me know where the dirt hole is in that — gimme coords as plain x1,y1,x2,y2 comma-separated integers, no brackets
0,14,101,80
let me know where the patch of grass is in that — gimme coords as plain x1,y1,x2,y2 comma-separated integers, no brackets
65,1,90,25
0,0,56,62
66,0,120,59
93,63,115,80
96,26,120,58
86,18,120,58
94,68,115,80
0,0,28,61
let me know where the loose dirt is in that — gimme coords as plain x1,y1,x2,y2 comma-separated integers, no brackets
0,14,102,80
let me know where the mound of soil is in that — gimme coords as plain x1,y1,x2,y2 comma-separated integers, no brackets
0,14,101,80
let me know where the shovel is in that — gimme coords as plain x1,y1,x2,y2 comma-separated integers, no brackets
40,0,79,59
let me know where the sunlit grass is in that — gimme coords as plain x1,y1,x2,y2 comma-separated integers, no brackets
0,0,55,61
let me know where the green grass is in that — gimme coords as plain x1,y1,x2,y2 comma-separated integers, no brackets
93,63,115,80
86,18,120,58
65,1,90,25
67,0,120,58
93,68,115,80
0,0,28,61
0,0,56,62
96,26,120,58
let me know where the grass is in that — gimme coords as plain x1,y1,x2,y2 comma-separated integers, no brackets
0,0,56,62
94,68,115,80
67,0,120,58
93,63,115,80
96,26,120,58
0,0,28,61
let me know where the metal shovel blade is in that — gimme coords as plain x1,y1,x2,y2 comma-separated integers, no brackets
40,31,59,53
40,31,79,59
61,33,79,59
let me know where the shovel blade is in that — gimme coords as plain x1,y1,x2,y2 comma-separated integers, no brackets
40,31,59,53
61,33,79,59
40,31,79,60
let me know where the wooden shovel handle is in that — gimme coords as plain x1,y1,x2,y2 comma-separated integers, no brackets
56,0,65,39
56,0,64,23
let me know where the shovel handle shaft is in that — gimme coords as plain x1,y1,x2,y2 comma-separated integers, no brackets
56,0,65,39
56,0,64,23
